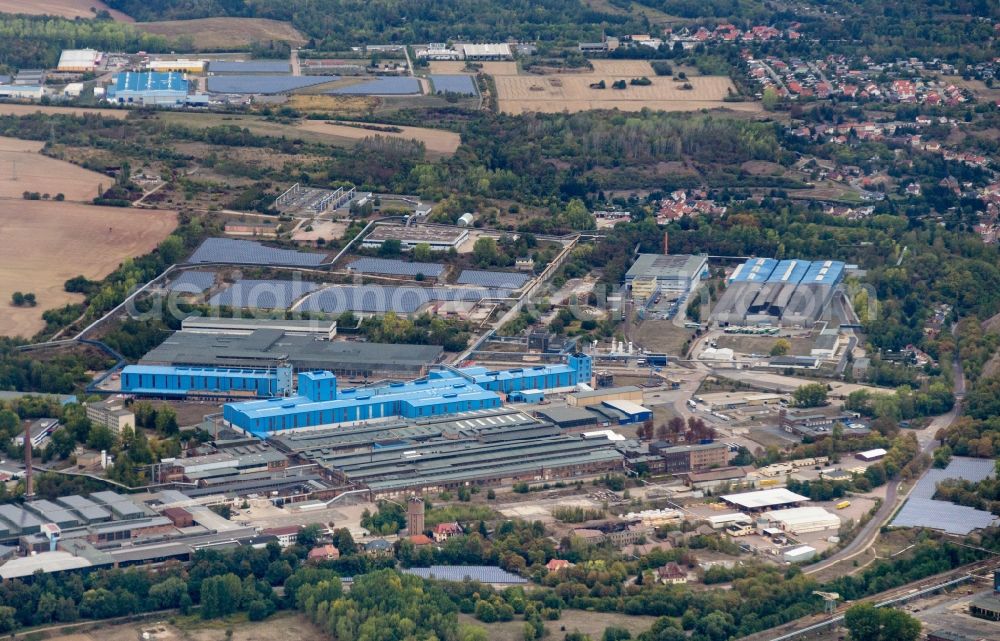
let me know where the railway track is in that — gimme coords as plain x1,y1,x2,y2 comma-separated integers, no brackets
738,557,999,641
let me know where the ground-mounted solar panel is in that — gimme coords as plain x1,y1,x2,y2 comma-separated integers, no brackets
403,566,526,583
209,60,292,74
326,77,422,95
300,285,427,314
209,279,319,310
207,75,340,94
300,285,497,314
429,74,478,96
890,457,999,534
188,238,327,267
168,270,215,294
346,257,446,277
456,269,531,289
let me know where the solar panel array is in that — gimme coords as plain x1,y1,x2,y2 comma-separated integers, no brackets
403,565,527,584
189,238,327,266
209,279,319,310
891,457,998,535
429,74,478,95
168,270,215,293
300,285,497,314
346,257,446,277
209,60,291,74
327,77,422,95
456,269,531,289
207,75,340,94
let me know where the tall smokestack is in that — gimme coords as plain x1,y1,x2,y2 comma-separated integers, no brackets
663,231,669,255
24,430,34,499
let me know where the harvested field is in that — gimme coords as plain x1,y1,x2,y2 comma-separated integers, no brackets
0,0,131,21
0,136,109,201
136,17,306,50
495,72,755,114
479,61,519,76
428,61,470,73
0,103,126,119
296,120,462,156
588,59,656,75
0,137,42,153
0,200,176,338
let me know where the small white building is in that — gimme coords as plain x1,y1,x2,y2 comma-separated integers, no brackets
783,545,816,563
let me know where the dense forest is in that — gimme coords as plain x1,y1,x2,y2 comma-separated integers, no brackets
0,16,172,69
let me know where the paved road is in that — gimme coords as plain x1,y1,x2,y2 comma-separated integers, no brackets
804,327,966,575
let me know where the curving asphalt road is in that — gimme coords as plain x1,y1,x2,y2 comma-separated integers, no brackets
804,326,965,575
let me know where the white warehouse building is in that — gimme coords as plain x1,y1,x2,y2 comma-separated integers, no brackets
762,506,840,534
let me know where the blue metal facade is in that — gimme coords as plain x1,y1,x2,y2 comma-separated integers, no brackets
121,365,279,397
222,354,593,436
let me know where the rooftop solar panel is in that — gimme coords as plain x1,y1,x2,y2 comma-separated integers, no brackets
346,257,446,277
168,271,215,294
209,279,319,310
326,77,422,95
429,74,478,95
456,270,531,289
207,75,339,94
188,238,327,267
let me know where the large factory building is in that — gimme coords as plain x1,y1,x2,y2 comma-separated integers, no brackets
711,257,844,327
221,354,592,437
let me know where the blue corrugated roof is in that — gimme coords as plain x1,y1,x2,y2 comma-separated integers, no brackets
112,72,187,94
765,259,811,284
802,260,845,286
730,258,778,282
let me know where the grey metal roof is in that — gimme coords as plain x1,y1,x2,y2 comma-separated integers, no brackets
571,385,641,399
89,491,146,518
25,500,81,527
56,495,111,522
535,406,599,425
207,75,339,94
625,254,707,281
140,329,443,373
209,60,292,74
0,504,44,532
347,257,446,277
429,75,477,95
327,77,421,95
403,566,526,584
209,279,319,310
456,270,530,289
168,271,215,294
189,238,327,266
